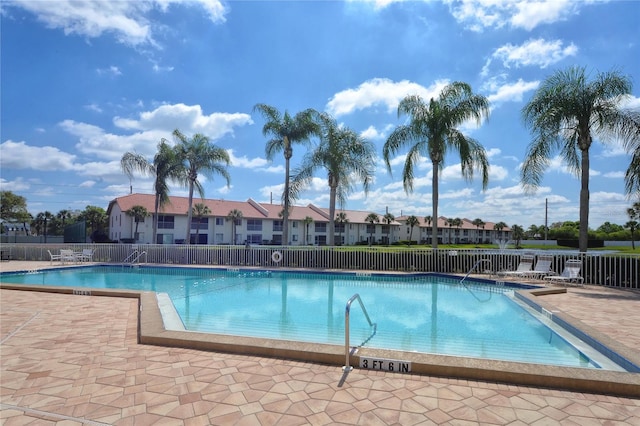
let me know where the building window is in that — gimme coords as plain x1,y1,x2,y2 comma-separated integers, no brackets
156,233,174,244
247,234,262,244
314,235,327,245
335,223,345,233
273,220,283,232
366,224,376,234
292,222,298,228
157,215,174,229
247,219,262,231
314,222,326,233
190,217,208,230
215,217,224,226
292,234,298,241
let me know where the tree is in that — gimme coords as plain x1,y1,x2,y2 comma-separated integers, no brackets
79,206,108,242
472,218,485,244
624,221,638,250
226,209,243,244
303,216,314,245
335,212,348,246
424,215,432,244
56,209,72,229
292,113,375,246
34,211,54,242
521,66,640,253
511,224,525,249
382,212,395,245
406,215,419,244
253,104,319,246
121,140,184,244
172,129,231,245
493,221,507,241
365,213,379,246
383,82,490,249
125,205,149,242
1,191,29,222
627,202,640,249
191,202,211,244
452,217,462,243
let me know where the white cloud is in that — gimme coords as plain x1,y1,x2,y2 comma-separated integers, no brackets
360,124,394,141
0,140,80,171
326,78,450,117
7,0,227,46
492,39,578,69
445,0,590,32
97,65,122,76
0,177,31,192
604,171,625,179
227,149,283,173
487,79,539,104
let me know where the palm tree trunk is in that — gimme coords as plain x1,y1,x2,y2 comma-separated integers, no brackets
328,184,337,246
185,182,194,244
431,163,439,249
153,195,160,244
579,147,590,253
283,156,290,246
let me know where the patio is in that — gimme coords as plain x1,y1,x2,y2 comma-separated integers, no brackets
1,261,639,424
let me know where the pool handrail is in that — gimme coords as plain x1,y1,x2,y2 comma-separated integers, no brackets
343,293,376,371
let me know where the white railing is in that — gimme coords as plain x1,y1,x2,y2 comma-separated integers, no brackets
343,293,376,371
2,243,638,289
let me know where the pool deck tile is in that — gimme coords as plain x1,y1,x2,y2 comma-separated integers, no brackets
1,261,640,424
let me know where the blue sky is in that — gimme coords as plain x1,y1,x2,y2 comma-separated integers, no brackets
1,0,639,228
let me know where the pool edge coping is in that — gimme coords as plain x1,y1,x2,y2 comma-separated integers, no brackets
1,281,638,398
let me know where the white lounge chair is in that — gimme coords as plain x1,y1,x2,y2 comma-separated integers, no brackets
544,260,584,286
60,249,78,264
518,255,554,279
501,255,534,276
76,249,94,262
48,250,62,264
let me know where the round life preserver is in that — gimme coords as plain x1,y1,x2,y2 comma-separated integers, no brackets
271,251,283,263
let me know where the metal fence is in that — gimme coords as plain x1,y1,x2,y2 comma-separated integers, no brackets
1,243,638,289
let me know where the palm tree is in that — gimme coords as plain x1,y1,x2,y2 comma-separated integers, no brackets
226,209,243,244
406,215,419,244
292,113,375,246
335,212,348,246
57,209,72,229
125,205,149,242
472,218,485,244
511,224,525,249
452,217,463,243
173,129,230,245
302,216,314,245
627,202,640,250
522,66,640,253
35,211,54,242
493,221,507,241
383,82,490,249
191,202,211,244
626,146,640,197
121,140,184,244
365,212,379,246
424,215,432,244
382,212,395,245
445,218,454,244
253,104,320,246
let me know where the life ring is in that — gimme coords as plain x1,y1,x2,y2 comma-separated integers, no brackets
271,251,283,263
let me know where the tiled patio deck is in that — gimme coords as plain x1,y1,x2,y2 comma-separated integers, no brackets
1,262,639,425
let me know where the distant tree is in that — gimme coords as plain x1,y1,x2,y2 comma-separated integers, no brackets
452,218,462,243
423,215,432,244
624,221,638,250
627,202,640,249
173,129,230,245
365,212,379,246
406,215,419,244
335,212,348,246
493,221,507,241
34,211,54,242
125,205,149,242
511,224,525,249
383,82,490,249
226,209,243,245
0,191,28,222
121,140,184,243
291,113,375,246
302,216,314,245
253,104,319,246
382,212,395,245
79,206,108,242
521,66,640,252
472,218,485,244
191,203,211,244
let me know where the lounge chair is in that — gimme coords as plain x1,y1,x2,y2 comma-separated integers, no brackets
522,254,554,279
48,250,62,264
500,254,534,276
544,260,584,286
60,249,77,264
76,248,94,262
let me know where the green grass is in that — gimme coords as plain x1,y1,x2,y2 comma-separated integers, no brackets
309,243,640,254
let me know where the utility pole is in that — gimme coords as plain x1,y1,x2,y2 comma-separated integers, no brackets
544,198,548,241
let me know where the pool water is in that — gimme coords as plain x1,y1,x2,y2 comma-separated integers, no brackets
0,266,611,369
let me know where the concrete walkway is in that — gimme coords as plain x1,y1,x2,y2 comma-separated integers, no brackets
1,261,639,425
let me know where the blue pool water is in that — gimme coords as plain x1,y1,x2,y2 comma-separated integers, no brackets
0,266,613,369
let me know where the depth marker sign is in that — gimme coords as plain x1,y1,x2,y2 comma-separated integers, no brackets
359,357,411,373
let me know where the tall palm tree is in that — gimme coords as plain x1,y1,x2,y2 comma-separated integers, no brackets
253,104,320,246
424,215,432,244
291,113,375,246
472,218,485,244
125,205,149,241
452,217,463,244
365,212,379,246
173,129,230,245
406,215,419,244
35,211,54,242
335,212,348,246
383,82,490,249
57,209,72,228
302,216,314,245
511,224,525,249
226,209,243,244
383,212,395,245
627,202,640,250
522,66,640,253
121,140,184,244
191,202,211,244
493,221,507,241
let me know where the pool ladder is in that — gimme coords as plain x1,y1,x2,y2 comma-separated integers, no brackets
123,250,147,265
460,259,492,284
343,293,377,371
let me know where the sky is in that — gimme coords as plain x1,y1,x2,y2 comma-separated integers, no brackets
1,0,639,229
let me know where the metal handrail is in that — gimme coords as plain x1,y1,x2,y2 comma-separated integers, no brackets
123,250,147,265
344,293,376,371
460,259,492,284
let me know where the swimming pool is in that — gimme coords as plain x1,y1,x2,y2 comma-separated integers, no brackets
0,265,626,371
